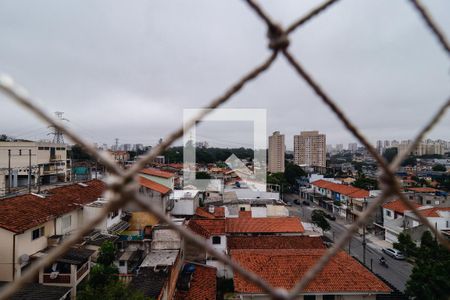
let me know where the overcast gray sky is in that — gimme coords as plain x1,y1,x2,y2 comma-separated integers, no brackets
0,0,449,150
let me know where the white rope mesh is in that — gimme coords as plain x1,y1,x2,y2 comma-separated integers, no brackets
0,0,449,299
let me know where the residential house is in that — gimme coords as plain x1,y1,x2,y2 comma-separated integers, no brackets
310,179,369,220
231,249,391,299
174,263,217,300
139,168,175,190
0,180,105,282
186,215,304,278
382,199,423,243
130,250,182,300
170,190,202,217
33,247,94,299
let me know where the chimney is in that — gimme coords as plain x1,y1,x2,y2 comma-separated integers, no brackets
208,205,215,213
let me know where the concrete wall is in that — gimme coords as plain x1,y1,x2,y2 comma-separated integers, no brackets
0,228,14,281
15,220,54,279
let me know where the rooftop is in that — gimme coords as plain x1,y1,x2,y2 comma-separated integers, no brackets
130,268,168,298
0,282,70,300
0,180,105,233
231,249,391,294
382,199,422,214
228,236,325,250
226,216,304,234
175,264,217,300
188,219,226,238
406,187,439,193
140,168,175,179
195,206,225,219
140,250,179,268
139,176,171,195
311,179,369,198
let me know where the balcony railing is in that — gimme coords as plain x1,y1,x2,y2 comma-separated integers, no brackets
77,262,89,280
43,273,71,284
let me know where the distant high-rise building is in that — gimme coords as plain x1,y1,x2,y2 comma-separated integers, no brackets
384,140,390,148
294,131,326,167
335,144,343,152
348,143,358,152
391,140,399,147
376,140,383,154
268,131,285,173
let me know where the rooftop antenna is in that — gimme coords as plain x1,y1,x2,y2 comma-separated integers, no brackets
49,111,69,144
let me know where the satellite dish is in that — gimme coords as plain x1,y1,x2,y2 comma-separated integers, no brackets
19,254,29,265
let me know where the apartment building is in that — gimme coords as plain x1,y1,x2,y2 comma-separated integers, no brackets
294,131,326,167
268,131,285,173
0,141,69,196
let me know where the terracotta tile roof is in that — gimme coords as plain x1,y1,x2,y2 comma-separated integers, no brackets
187,219,226,238
238,210,252,218
228,236,325,250
414,207,450,218
406,187,439,193
0,180,105,233
139,176,171,195
382,199,422,214
140,168,175,179
311,180,369,198
231,249,391,294
226,217,304,234
195,207,225,219
175,264,216,300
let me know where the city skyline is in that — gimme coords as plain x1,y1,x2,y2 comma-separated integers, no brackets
1,0,449,147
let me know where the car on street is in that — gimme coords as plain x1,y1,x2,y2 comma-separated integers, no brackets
382,248,405,260
325,213,336,221
302,200,310,206
294,199,300,205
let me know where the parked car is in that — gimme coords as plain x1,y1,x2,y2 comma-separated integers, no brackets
294,199,300,205
325,213,336,221
382,248,405,260
302,200,310,206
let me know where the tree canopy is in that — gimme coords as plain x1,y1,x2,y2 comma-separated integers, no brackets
405,231,450,299
79,241,146,300
311,210,331,232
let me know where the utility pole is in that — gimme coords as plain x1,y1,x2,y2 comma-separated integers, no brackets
8,149,11,194
28,149,32,193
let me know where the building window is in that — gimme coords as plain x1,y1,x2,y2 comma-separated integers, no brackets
426,200,431,204
212,236,221,245
323,296,335,300
119,260,126,267
304,296,316,300
386,210,391,217
32,227,45,240
62,215,71,231
240,207,245,212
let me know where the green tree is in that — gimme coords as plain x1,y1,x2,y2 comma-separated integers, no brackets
352,175,378,190
311,210,331,232
79,242,147,300
284,163,306,185
393,232,417,257
432,164,446,172
383,148,398,163
405,231,450,299
196,171,211,179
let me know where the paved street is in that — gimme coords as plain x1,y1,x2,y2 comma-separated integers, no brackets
284,193,413,292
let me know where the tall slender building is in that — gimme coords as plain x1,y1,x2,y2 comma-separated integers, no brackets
268,131,285,173
294,131,326,167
